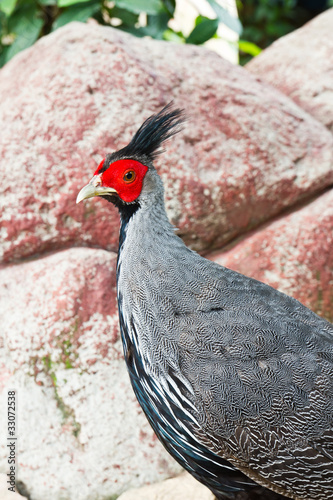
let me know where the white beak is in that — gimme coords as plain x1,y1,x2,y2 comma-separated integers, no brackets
76,177,117,204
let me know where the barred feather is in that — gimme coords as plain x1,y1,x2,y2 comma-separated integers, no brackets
103,107,333,499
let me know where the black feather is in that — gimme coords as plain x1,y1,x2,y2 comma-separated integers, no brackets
114,102,185,161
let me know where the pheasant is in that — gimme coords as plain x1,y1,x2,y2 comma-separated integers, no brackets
77,104,333,500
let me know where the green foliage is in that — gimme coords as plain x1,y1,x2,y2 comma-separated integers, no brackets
0,0,240,68
0,0,329,69
52,0,100,30
238,39,261,57
115,0,163,15
0,0,16,16
58,0,92,7
236,0,319,65
186,16,218,45
0,2,43,66
206,0,242,34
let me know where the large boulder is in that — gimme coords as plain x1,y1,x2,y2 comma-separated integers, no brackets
0,248,181,500
0,22,333,263
247,8,333,131
210,188,333,323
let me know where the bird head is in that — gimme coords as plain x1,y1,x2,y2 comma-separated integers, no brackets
76,103,184,210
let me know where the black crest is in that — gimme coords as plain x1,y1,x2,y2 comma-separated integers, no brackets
113,103,185,162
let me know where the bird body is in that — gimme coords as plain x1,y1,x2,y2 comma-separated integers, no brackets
77,105,333,499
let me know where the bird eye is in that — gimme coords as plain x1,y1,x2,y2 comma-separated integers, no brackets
123,170,136,183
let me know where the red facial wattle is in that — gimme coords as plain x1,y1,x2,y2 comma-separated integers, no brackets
99,159,148,203
94,159,105,176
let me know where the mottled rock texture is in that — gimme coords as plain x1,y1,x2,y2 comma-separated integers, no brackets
210,189,333,323
0,248,181,500
247,8,333,131
0,22,333,263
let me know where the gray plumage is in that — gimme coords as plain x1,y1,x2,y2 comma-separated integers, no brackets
117,168,333,499
78,105,333,500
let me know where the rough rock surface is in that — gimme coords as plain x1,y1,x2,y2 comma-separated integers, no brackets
0,248,181,500
1,22,333,263
247,8,333,131
117,472,215,500
210,189,333,322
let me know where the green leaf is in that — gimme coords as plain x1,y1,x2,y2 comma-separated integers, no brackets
194,14,208,26
186,17,218,45
0,49,8,69
163,28,184,43
206,0,242,35
0,0,16,16
58,0,92,7
39,0,57,5
110,5,139,26
117,25,146,37
115,0,163,15
2,5,43,65
238,39,261,56
162,0,175,16
144,11,169,39
52,1,100,30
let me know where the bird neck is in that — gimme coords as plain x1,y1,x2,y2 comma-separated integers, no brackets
116,194,176,371
117,194,177,262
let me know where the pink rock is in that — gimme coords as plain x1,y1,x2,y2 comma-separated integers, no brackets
0,248,181,499
1,22,333,263
210,189,333,322
247,9,333,131
0,247,118,375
